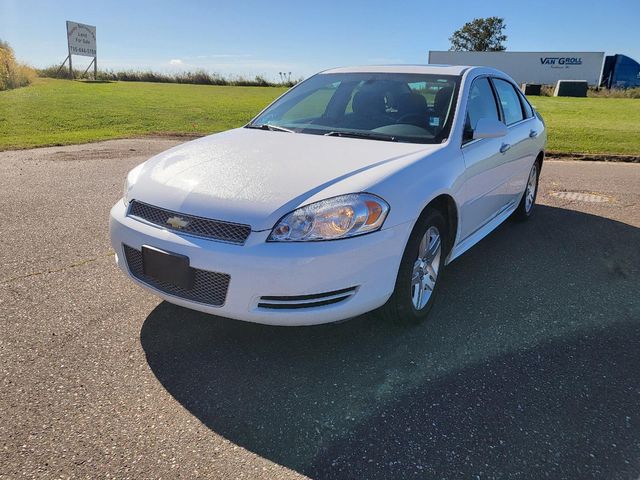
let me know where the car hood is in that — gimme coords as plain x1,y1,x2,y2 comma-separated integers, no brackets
129,128,441,230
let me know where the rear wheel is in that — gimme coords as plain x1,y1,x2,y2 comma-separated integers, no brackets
512,159,540,221
379,208,448,324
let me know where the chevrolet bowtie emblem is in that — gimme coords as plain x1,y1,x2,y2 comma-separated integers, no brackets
166,216,189,229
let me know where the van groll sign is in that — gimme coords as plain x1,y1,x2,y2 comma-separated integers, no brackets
540,57,583,66
66,21,96,57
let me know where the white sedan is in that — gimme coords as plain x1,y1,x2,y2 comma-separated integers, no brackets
110,65,546,326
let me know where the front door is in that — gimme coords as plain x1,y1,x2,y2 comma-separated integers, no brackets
460,77,512,240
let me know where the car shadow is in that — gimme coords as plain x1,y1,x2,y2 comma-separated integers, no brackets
140,205,640,479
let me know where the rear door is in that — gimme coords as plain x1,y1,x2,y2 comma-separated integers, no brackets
490,78,537,205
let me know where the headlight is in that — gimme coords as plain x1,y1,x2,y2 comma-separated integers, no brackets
123,164,144,207
268,193,390,242
123,177,132,207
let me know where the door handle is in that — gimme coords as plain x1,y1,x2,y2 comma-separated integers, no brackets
499,143,511,153
529,129,538,138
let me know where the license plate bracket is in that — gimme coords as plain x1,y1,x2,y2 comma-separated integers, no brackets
142,246,194,290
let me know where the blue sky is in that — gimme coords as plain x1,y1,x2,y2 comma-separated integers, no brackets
2,0,639,80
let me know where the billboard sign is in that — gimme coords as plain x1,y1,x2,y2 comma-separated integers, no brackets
428,51,605,86
66,21,96,57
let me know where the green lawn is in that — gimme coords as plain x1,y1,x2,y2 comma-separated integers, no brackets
0,78,286,150
531,96,640,155
1,78,639,154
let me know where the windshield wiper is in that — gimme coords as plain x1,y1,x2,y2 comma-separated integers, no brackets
324,131,398,142
246,123,294,133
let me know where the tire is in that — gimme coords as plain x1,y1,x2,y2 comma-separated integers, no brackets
512,159,540,222
378,208,448,325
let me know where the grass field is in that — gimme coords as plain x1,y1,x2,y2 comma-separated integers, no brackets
530,96,640,155
0,78,285,150
2,78,639,154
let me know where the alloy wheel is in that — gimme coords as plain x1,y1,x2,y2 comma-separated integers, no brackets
525,163,538,213
411,226,441,310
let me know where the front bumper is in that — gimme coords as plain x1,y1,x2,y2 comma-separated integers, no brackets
109,200,412,325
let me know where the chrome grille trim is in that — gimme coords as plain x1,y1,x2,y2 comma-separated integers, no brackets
128,200,251,245
123,245,230,307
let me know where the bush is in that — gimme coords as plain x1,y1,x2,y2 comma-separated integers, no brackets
539,85,554,97
0,39,36,91
588,87,640,99
37,65,299,87
538,84,640,98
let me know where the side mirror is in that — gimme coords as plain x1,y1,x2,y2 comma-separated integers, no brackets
473,118,507,140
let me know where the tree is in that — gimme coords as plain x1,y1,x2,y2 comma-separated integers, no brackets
0,39,36,90
449,17,507,52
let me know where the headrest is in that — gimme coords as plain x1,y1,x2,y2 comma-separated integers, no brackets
397,92,428,114
352,90,386,115
434,86,454,115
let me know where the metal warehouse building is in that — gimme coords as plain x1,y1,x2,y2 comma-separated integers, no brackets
428,51,640,88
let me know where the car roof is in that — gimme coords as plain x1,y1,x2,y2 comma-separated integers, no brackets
320,64,472,75
319,64,516,85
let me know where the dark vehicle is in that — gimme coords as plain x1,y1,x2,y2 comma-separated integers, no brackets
601,54,640,89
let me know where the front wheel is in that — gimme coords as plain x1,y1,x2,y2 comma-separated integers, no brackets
378,208,447,324
512,159,540,221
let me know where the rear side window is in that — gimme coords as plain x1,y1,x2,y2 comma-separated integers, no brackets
517,89,534,118
492,78,525,125
464,77,499,142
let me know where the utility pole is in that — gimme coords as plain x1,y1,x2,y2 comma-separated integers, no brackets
68,40,73,79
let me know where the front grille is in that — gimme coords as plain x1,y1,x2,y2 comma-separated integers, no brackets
128,200,251,245
123,245,230,306
257,287,357,310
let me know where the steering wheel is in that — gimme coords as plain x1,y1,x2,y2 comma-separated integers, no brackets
396,113,425,124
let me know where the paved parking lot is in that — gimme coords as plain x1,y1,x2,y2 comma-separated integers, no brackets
1,138,639,479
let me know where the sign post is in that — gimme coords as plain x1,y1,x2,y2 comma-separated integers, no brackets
64,21,97,79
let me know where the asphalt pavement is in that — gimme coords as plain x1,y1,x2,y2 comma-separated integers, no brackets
1,138,639,479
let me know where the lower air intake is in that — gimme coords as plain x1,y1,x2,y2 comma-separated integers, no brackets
123,245,230,307
257,287,357,310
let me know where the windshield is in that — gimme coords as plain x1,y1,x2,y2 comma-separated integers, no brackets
248,72,460,144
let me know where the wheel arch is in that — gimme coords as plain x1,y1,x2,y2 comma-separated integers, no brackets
427,194,458,254
377,192,459,322
410,193,459,256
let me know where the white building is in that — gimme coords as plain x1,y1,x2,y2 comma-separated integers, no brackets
428,51,605,86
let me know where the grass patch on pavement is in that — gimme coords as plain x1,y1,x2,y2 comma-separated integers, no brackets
1,78,639,154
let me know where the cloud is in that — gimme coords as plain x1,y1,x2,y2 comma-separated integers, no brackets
192,54,253,59
169,59,183,65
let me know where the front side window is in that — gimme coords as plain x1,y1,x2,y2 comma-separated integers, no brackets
463,77,499,142
492,78,525,125
249,72,460,144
